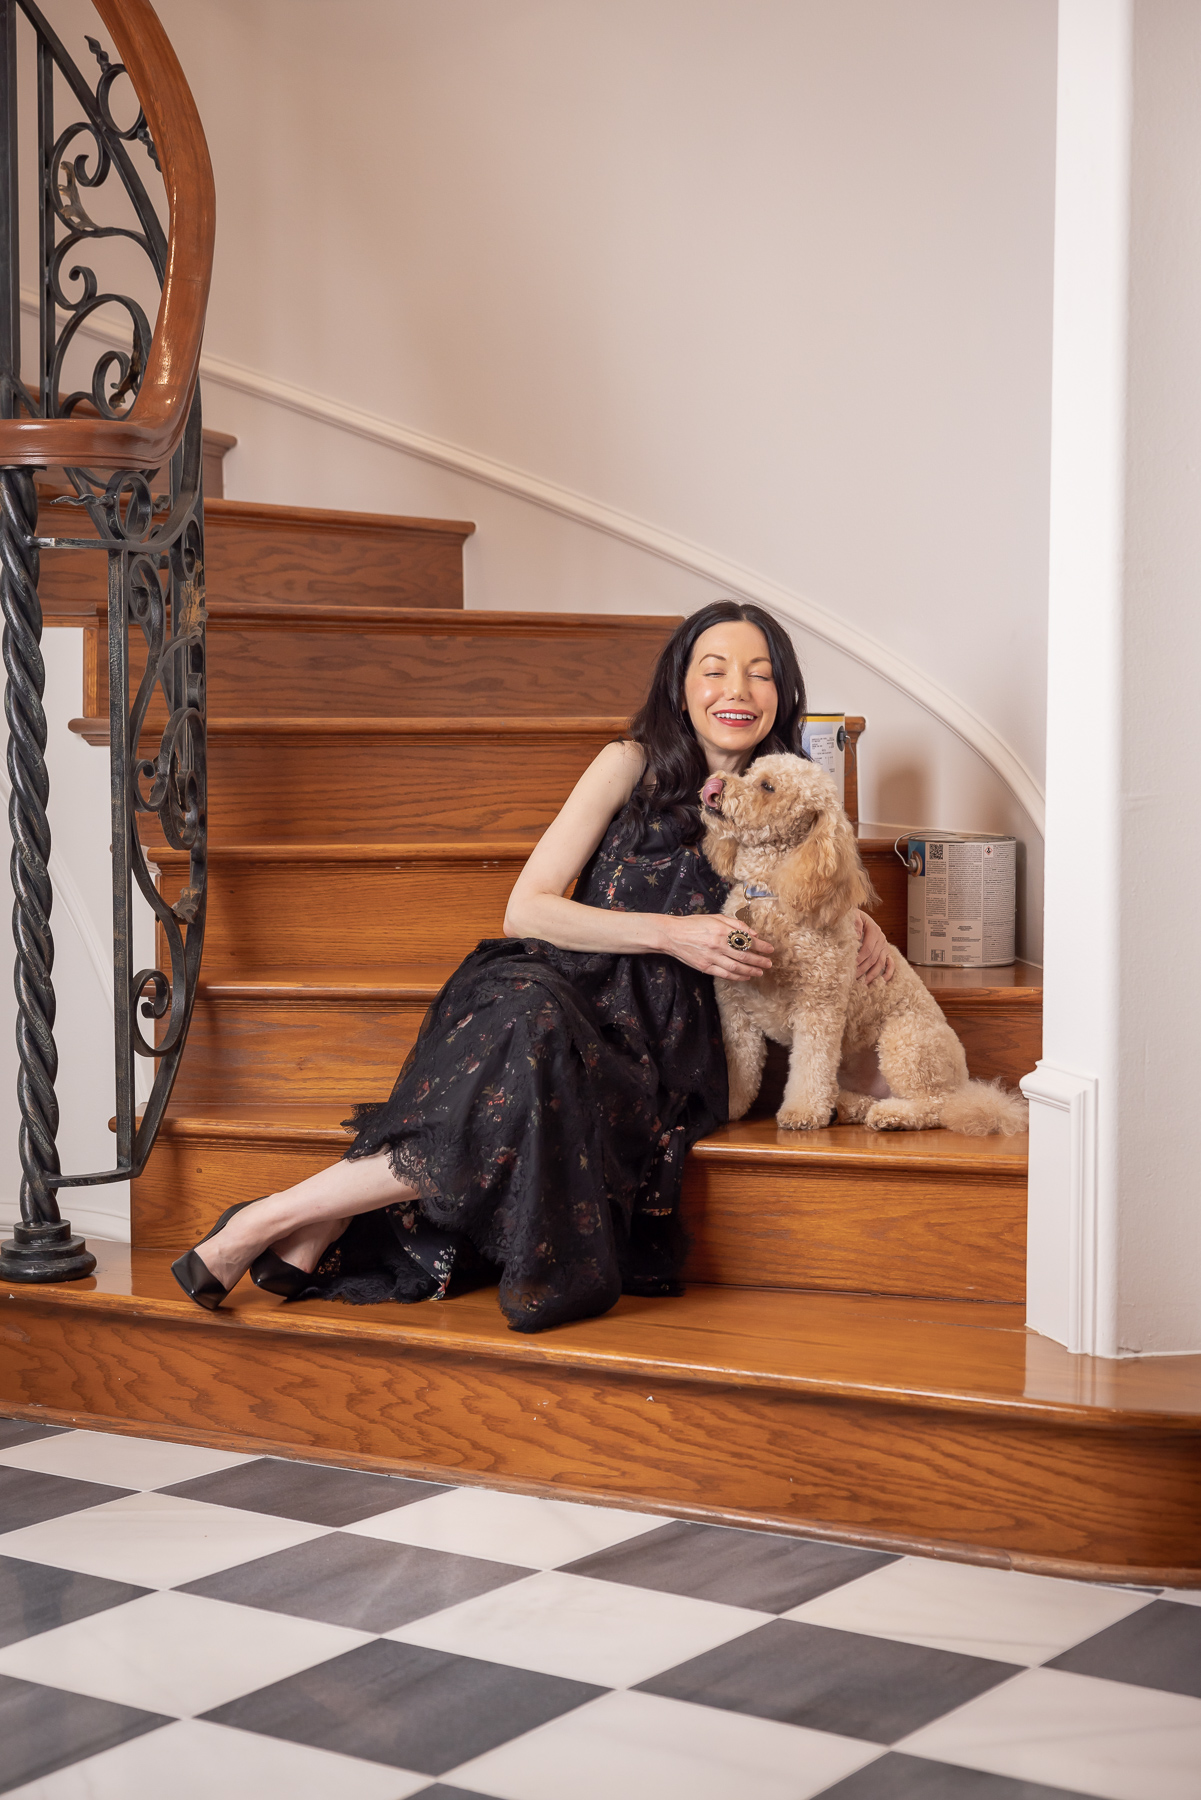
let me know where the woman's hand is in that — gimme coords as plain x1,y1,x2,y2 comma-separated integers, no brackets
658,914,774,981
855,911,895,984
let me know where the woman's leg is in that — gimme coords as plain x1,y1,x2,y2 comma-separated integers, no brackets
195,1151,414,1290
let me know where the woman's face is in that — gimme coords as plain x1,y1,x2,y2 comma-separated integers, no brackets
682,620,779,771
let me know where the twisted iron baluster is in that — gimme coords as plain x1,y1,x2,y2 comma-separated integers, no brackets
0,466,93,1280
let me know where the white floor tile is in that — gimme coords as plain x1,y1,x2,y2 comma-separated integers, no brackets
387,1569,766,1688
446,1689,884,1800
1163,1587,1201,1608
5,1718,426,1800
898,1666,1201,1800
785,1554,1154,1664
0,1589,370,1717
344,1484,664,1569
0,1429,256,1490
0,1491,330,1588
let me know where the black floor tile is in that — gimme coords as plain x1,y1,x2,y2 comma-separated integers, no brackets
0,1418,71,1449
180,1529,531,1632
814,1752,1100,1799
411,1790,494,1799
0,1672,167,1795
161,1457,446,1525
201,1638,603,1775
564,1520,898,1611
639,1618,1018,1744
0,1555,149,1649
1047,1597,1201,1699
0,1465,133,1533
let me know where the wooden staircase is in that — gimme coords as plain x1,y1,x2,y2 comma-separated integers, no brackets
3,494,1199,1586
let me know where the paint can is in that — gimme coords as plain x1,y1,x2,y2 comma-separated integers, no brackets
899,832,1017,966
802,714,845,807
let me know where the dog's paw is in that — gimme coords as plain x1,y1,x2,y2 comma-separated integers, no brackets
864,1099,913,1131
776,1104,833,1130
726,1090,756,1122
836,1091,873,1125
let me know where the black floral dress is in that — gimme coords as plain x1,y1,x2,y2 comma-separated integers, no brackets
303,800,729,1333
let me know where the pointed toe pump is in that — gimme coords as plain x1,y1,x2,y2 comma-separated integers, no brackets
170,1200,257,1312
249,1246,310,1301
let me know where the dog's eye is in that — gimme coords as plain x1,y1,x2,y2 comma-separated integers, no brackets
759,780,775,793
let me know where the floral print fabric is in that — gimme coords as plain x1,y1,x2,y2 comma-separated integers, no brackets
306,802,729,1333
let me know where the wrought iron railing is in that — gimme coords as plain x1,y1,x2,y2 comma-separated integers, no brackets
0,0,213,1282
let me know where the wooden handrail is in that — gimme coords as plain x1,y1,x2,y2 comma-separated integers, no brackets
0,0,213,469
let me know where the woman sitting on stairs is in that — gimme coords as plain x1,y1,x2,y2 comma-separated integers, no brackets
172,600,892,1334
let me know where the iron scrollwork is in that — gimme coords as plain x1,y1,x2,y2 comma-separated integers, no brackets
0,2,206,1281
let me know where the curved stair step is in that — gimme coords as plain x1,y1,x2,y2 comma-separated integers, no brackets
151,841,917,982
40,498,475,621
84,602,680,720
76,716,630,841
3,1246,1198,1584
132,1100,1027,1303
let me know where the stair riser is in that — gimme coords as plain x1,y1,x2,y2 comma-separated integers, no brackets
159,853,907,978
132,1126,1023,1301
42,511,470,622
175,988,1038,1105
170,978,1034,1117
935,1000,1040,1089
4,1298,1196,1580
171,997,426,1105
682,1160,1025,1300
89,624,672,720
158,856,525,974
198,731,617,842
133,1135,342,1245
204,510,469,608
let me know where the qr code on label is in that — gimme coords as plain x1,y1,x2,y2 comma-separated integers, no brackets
929,843,944,860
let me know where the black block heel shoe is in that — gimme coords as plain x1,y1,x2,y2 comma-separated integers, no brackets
249,1246,310,1301
170,1200,257,1312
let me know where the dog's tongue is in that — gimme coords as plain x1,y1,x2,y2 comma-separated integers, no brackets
701,776,725,808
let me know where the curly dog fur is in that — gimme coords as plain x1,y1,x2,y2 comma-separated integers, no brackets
701,753,1028,1135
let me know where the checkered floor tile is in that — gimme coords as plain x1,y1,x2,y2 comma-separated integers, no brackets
0,1416,1198,1799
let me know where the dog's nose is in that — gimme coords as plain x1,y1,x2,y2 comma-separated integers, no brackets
700,776,725,809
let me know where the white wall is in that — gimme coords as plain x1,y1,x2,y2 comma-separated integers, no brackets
42,0,1055,947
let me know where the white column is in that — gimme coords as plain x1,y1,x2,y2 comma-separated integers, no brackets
1026,0,1201,1355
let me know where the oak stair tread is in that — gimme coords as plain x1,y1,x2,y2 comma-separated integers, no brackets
41,496,477,542
150,836,1004,863
11,1245,1198,1430
204,498,476,539
194,960,1042,1004
91,600,683,634
148,1097,1027,1172
155,839,538,863
71,713,632,745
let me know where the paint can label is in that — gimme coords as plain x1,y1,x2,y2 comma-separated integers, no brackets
906,834,1016,966
801,714,845,806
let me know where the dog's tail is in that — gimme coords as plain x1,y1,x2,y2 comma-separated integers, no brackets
940,1078,1029,1137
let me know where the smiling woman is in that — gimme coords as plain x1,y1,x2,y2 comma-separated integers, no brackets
170,601,889,1335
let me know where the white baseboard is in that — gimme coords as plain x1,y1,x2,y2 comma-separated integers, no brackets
0,1199,130,1245
1020,1061,1100,1353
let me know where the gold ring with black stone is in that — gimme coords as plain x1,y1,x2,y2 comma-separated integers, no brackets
726,927,754,952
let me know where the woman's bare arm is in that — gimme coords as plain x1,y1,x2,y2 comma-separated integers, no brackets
502,742,773,979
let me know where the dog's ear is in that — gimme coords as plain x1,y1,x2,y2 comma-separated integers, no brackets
773,804,875,925
702,828,738,881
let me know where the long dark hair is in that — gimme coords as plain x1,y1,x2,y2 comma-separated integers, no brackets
618,600,807,847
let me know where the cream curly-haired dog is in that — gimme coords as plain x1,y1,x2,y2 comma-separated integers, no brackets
700,753,1027,1135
